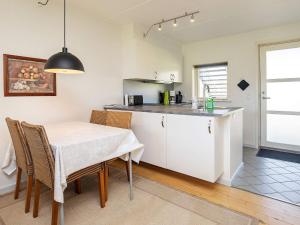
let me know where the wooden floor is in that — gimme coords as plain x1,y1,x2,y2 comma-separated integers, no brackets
112,160,300,225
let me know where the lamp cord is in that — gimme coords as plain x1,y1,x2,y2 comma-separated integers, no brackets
64,0,66,48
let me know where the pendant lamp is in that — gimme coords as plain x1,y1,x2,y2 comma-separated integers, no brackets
44,0,84,74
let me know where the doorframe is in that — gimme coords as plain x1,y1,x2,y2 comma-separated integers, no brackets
258,38,300,152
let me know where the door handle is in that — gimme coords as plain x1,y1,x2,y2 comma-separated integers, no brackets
208,120,212,134
262,97,271,100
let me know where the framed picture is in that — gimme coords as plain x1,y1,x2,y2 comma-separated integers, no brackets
3,54,56,96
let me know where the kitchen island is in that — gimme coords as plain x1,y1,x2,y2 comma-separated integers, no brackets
105,104,244,186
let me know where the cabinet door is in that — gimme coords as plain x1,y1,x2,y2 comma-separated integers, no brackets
131,112,167,168
123,38,159,80
135,39,160,80
157,48,183,83
166,114,216,182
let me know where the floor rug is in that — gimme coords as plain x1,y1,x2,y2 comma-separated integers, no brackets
0,168,259,225
257,148,300,164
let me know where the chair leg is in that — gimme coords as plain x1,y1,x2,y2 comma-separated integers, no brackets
25,175,33,213
104,163,108,202
14,167,22,199
74,179,82,194
51,197,59,225
33,179,41,218
125,161,130,182
97,165,106,208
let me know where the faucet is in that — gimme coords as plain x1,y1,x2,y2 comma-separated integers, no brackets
202,84,210,109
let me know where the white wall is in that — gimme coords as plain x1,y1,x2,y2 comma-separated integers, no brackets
0,0,122,192
177,22,300,148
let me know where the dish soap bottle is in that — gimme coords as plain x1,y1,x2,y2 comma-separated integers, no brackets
206,97,215,111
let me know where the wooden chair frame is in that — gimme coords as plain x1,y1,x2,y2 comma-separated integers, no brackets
5,117,33,213
21,121,107,225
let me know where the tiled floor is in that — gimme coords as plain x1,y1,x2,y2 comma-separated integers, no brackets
232,148,300,206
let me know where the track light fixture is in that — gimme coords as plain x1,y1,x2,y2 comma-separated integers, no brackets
173,19,177,27
158,23,162,31
190,14,195,23
143,10,200,37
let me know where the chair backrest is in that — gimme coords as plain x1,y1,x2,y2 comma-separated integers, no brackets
21,122,55,188
90,110,132,129
106,111,132,129
5,118,32,174
90,110,107,125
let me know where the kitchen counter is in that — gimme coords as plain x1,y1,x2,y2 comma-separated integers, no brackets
104,104,243,117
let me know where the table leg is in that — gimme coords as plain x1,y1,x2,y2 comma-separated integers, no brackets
129,152,133,200
59,203,64,225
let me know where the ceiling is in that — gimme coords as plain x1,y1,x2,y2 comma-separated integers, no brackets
71,0,300,43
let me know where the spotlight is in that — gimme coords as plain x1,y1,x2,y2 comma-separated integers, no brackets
173,19,177,27
158,23,162,31
190,14,195,23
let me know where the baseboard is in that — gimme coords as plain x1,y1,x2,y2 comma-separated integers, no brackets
217,162,244,186
230,162,244,185
217,177,231,186
0,179,26,196
243,144,258,150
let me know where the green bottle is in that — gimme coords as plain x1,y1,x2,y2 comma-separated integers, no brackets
206,97,215,110
164,91,169,105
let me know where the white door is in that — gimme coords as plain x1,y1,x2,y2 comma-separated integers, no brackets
131,112,167,167
260,41,300,152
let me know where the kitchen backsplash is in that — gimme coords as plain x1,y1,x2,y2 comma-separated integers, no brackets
123,80,173,104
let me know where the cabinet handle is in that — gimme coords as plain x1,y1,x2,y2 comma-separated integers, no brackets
161,116,165,128
154,71,158,80
208,120,212,134
170,74,175,81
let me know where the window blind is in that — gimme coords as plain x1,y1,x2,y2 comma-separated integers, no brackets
195,62,228,100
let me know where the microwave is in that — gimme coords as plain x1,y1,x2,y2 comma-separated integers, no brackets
128,95,143,106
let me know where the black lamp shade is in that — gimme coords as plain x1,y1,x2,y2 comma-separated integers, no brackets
44,47,84,74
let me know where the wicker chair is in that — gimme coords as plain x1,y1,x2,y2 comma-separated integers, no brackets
90,110,132,181
5,118,33,213
21,122,106,225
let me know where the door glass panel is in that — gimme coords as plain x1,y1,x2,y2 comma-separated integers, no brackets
267,114,300,146
267,81,300,112
267,114,300,145
266,47,300,79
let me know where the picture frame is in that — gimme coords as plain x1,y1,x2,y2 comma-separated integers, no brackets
3,54,56,96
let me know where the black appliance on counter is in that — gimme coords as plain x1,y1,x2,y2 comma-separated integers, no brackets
159,92,164,104
159,91,183,104
128,95,143,106
176,91,183,104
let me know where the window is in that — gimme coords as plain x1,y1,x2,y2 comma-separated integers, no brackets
194,62,228,100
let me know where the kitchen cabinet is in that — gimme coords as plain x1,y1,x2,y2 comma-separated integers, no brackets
106,107,243,185
122,38,183,83
106,106,243,186
166,114,223,182
131,111,223,182
156,47,182,83
131,111,167,168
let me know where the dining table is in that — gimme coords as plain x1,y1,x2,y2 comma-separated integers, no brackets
2,121,144,225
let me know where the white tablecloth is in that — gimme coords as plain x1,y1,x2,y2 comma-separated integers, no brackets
2,142,16,176
2,121,144,203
